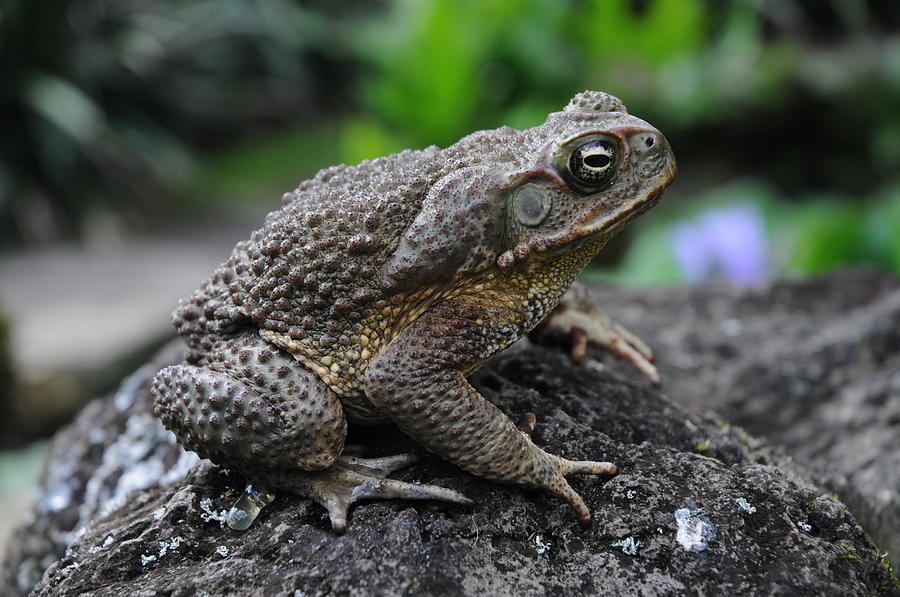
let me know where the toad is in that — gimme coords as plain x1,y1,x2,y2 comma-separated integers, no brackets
152,90,676,533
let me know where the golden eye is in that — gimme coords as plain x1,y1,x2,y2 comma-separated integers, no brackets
568,139,616,187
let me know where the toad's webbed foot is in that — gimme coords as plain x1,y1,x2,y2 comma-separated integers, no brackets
516,413,617,528
256,454,473,534
548,454,618,528
531,282,660,385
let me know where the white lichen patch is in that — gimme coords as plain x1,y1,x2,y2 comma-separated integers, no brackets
140,536,187,566
674,508,717,553
58,561,79,578
721,318,744,337
152,507,166,521
157,536,185,558
626,490,637,500
532,534,552,555
199,497,229,527
736,497,757,514
88,535,114,555
82,413,200,524
798,521,812,532
611,537,640,556
215,545,229,558
41,484,73,514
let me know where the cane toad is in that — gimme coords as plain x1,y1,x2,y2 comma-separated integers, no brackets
151,90,676,533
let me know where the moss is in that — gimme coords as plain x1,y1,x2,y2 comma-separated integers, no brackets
877,551,900,590
838,542,859,563
695,438,712,455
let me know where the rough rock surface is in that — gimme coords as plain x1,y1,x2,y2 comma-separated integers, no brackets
2,270,899,596
589,267,900,570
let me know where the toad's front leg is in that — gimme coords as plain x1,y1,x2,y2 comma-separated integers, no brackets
365,297,617,527
530,282,660,385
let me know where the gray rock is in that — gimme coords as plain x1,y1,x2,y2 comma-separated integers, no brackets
0,343,195,595
589,268,900,570
3,271,899,596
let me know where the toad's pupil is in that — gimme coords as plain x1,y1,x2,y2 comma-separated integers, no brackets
585,154,610,168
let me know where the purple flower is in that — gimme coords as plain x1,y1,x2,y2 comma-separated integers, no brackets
670,204,768,284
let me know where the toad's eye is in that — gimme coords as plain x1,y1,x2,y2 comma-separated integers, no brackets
567,139,617,188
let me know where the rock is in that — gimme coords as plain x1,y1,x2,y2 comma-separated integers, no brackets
589,268,900,570
0,343,197,595
2,270,899,596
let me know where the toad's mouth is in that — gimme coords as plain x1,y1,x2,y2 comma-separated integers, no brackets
587,181,670,239
536,182,671,255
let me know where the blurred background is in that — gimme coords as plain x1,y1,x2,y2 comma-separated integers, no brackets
1,0,899,556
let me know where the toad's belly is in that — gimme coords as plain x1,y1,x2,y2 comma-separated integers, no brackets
258,286,447,397
259,326,388,423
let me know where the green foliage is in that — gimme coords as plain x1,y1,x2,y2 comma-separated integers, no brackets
582,221,683,287
339,0,810,151
353,0,487,147
866,183,900,272
786,200,867,275
342,0,576,153
0,0,350,244
3,0,900,282
597,179,900,285
575,0,706,65
339,117,407,167
335,0,900,283
186,123,344,204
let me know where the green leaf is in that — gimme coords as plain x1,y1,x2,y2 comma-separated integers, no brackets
785,201,866,275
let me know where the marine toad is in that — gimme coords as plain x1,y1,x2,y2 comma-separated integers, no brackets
152,90,676,533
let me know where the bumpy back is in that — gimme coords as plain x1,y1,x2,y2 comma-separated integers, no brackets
184,126,530,346
175,91,632,352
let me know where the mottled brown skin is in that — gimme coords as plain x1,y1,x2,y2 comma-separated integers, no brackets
151,91,676,533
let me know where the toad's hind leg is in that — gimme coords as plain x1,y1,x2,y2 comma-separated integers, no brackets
151,333,470,533
152,333,347,471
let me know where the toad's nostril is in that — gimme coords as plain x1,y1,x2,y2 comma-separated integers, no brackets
630,132,658,154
